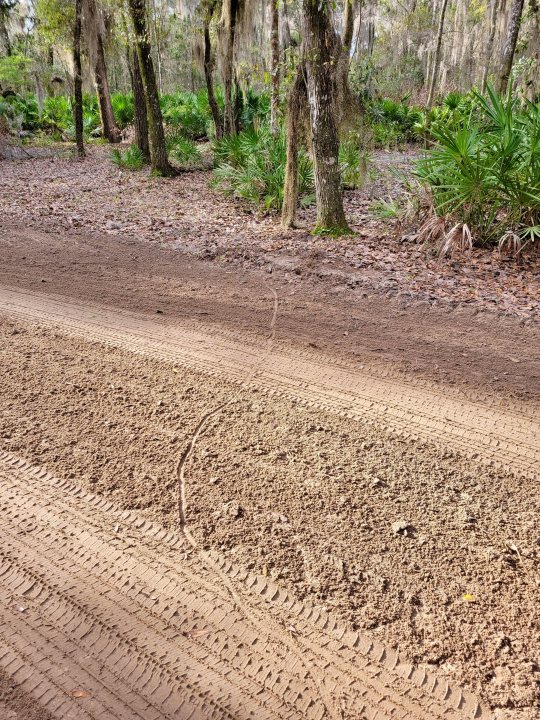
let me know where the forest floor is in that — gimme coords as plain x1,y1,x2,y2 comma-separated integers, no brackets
0,146,539,719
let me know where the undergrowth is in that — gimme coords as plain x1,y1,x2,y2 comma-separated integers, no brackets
415,85,540,252
111,144,146,170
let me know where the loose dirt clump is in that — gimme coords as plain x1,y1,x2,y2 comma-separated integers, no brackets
0,668,54,720
1,317,538,717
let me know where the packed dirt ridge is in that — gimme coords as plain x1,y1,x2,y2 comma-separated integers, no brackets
0,452,487,720
0,284,537,480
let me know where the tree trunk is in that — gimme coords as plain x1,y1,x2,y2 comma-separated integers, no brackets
336,0,362,126
130,45,150,161
498,0,525,94
128,0,175,176
84,0,121,143
203,0,223,138
282,64,307,229
219,0,239,136
34,72,44,116
280,0,292,49
427,0,450,107
302,0,350,235
0,7,11,57
73,0,85,158
481,0,501,92
270,0,280,135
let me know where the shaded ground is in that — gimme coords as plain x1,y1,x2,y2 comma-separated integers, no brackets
1,144,539,319
1,224,539,407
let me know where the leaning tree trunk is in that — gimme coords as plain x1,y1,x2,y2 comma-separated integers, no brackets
219,0,239,136
130,45,150,161
498,0,525,94
481,0,501,92
203,0,223,138
427,0,450,108
270,0,280,135
84,0,121,143
128,0,175,176
282,64,307,229
302,0,350,235
73,0,85,158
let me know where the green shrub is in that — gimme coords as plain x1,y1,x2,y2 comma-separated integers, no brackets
339,138,371,189
42,96,72,130
415,86,540,251
212,125,314,211
167,133,202,166
111,144,146,170
161,90,210,139
111,93,134,129
367,97,423,147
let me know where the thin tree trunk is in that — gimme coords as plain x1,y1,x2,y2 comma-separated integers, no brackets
34,73,44,117
481,0,501,92
336,0,362,125
427,0,450,107
73,0,85,158
302,0,350,235
497,0,525,93
84,0,121,143
0,7,11,57
219,0,239,136
128,0,175,176
270,0,280,135
282,64,307,229
203,0,223,138
233,75,242,134
130,45,150,161
280,0,292,49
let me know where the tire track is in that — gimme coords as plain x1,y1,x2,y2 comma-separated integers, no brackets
0,284,537,479
0,451,487,719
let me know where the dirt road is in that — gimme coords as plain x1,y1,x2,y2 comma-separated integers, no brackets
0,451,485,720
0,224,539,719
0,285,537,478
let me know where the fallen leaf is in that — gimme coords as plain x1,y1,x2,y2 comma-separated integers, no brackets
462,593,476,602
70,689,91,699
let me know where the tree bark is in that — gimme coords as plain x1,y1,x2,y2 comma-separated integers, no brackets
130,45,150,161
302,0,350,235
498,0,525,94
73,0,85,158
270,0,280,135
427,0,450,107
282,64,307,229
0,5,11,57
84,0,121,143
219,0,239,136
481,0,501,92
280,0,292,50
336,0,362,126
128,0,175,176
203,0,223,138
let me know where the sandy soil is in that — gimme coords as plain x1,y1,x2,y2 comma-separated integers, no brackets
0,669,53,720
0,147,539,718
1,316,538,717
1,224,539,408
